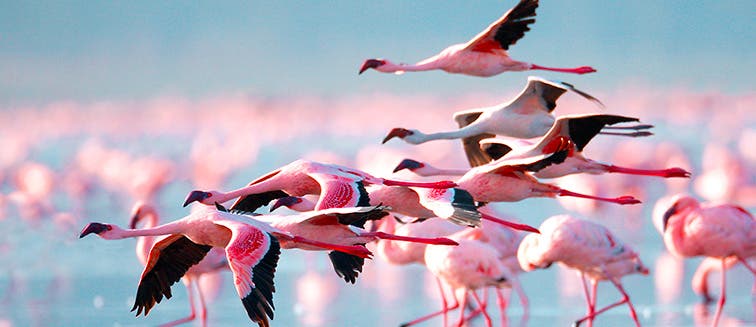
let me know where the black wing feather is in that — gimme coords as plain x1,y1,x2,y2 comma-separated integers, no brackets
494,0,539,50
132,236,211,316
241,235,280,327
567,115,640,152
328,250,365,284
231,190,290,214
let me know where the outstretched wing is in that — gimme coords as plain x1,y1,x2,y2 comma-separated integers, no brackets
454,109,496,167
231,190,290,214
511,77,603,114
566,114,639,152
309,173,371,211
412,187,482,227
217,220,280,327
463,0,539,52
480,137,570,175
132,234,212,316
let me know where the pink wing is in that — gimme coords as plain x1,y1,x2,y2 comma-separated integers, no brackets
309,172,370,210
216,221,281,327
412,187,481,227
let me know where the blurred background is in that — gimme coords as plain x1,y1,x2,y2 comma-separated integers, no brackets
0,1,754,326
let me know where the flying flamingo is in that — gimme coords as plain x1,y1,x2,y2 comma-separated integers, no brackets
392,144,642,207
653,194,755,327
381,77,603,167
79,206,389,327
358,0,596,77
183,159,457,213
129,202,228,327
476,114,690,179
517,214,649,327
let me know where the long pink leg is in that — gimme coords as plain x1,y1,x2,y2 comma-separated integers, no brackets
495,288,510,326
360,231,458,245
196,278,208,327
578,273,596,327
712,258,727,327
603,164,691,178
382,179,457,189
480,213,540,233
464,289,487,321
512,277,530,319
574,279,640,327
456,289,469,327
400,278,458,327
557,189,641,205
529,64,596,75
470,290,492,327
738,257,756,275
289,236,373,258
160,278,197,327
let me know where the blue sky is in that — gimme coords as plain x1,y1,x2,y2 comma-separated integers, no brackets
1,1,753,106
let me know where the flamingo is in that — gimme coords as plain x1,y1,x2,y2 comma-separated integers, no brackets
183,159,457,213
129,202,228,327
403,227,520,327
382,77,603,167
79,206,389,327
392,143,642,206
653,194,755,327
358,0,596,77
476,114,690,179
517,214,649,327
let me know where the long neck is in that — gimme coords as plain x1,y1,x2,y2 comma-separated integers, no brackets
135,210,159,265
383,60,441,73
116,220,186,239
415,164,468,177
217,183,276,203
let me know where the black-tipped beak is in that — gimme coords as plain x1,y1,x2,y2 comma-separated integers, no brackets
79,222,111,238
382,128,412,144
661,203,678,232
270,196,302,212
359,59,385,74
393,159,423,173
183,190,209,207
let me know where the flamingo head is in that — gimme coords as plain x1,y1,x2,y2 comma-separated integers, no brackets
382,128,415,144
183,190,215,207
359,58,387,74
392,159,425,173
79,222,116,239
270,196,303,212
659,194,699,232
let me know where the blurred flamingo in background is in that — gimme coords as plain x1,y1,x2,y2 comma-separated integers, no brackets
652,194,755,327
518,214,648,327
129,202,228,327
7,162,57,222
359,0,595,77
694,143,756,206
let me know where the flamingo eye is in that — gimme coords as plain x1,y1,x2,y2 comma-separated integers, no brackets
106,225,113,231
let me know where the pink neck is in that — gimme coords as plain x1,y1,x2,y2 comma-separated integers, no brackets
115,221,184,239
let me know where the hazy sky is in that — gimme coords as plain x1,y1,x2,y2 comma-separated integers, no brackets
1,1,753,106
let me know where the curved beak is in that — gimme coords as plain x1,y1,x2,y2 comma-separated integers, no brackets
183,190,208,207
393,159,423,173
128,210,141,229
382,128,413,144
359,59,385,74
270,196,302,212
79,222,110,238
661,203,678,232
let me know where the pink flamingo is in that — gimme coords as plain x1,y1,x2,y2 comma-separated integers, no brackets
382,77,603,166
403,227,518,327
653,194,755,327
517,214,648,327
476,114,690,179
79,206,388,327
374,215,463,266
359,0,595,77
129,202,228,327
392,145,642,207
183,159,457,213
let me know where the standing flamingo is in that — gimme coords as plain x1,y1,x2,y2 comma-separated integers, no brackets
476,114,690,178
79,206,389,327
129,202,228,327
517,214,649,327
359,0,595,77
382,77,603,167
653,194,755,327
183,159,456,213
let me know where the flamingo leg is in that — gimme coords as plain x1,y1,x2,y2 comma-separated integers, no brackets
159,278,197,327
289,236,373,258
456,289,469,327
470,290,492,327
556,189,641,205
400,278,458,327
359,231,457,245
574,279,640,327
598,131,654,137
382,179,457,189
196,278,208,327
738,257,756,275
495,287,510,326
712,258,727,327
604,165,690,178
578,273,596,327
480,213,540,233
529,64,596,75
512,277,530,319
